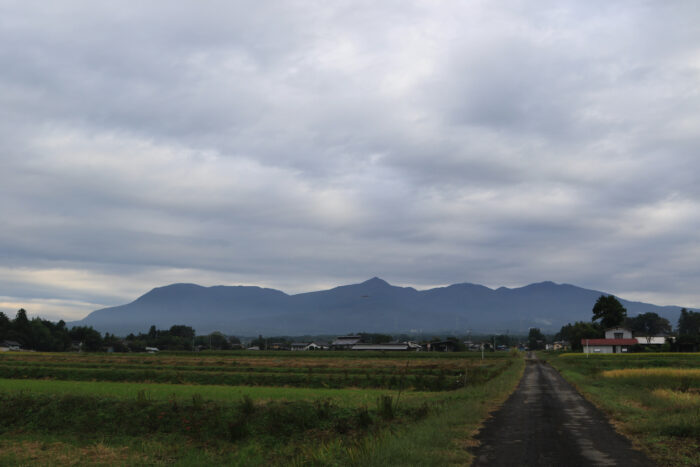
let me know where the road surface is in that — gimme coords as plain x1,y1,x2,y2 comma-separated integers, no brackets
471,354,655,466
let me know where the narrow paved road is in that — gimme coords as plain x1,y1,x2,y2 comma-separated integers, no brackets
471,354,655,466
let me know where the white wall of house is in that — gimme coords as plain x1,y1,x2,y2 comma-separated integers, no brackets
583,344,630,354
584,345,614,354
635,336,665,345
605,327,632,339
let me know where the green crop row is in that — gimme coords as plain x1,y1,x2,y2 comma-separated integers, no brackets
0,359,479,377
0,365,481,391
0,392,435,444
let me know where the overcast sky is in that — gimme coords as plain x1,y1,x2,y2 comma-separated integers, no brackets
1,1,699,321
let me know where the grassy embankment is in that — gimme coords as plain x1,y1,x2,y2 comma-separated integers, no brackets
542,352,700,467
0,351,524,465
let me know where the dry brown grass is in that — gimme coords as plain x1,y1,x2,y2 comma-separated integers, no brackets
601,368,700,378
0,439,147,466
651,388,700,407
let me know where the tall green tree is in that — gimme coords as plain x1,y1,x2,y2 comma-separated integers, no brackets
592,295,627,329
0,312,9,340
69,326,103,351
169,325,195,339
557,321,604,351
528,328,545,350
678,308,700,337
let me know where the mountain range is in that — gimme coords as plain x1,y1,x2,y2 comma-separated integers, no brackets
69,277,689,336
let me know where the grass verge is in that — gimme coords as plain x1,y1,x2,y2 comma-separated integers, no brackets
542,352,700,467
333,354,525,466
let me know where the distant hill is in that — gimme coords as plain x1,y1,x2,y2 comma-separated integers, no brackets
69,277,688,336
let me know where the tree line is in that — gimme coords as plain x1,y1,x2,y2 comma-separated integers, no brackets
0,309,241,352
0,309,102,351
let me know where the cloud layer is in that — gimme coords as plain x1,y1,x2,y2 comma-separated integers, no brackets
1,1,699,321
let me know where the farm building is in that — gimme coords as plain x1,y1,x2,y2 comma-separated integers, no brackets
581,327,637,354
331,336,362,350
351,341,422,351
291,342,325,351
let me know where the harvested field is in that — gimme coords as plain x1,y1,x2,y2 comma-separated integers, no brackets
0,350,524,465
0,351,510,390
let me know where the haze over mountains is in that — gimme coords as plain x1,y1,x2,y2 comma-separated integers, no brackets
69,278,688,336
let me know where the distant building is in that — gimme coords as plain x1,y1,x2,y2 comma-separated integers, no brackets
268,342,289,351
581,327,636,354
0,340,21,351
427,340,459,352
351,341,422,351
331,336,362,350
545,341,570,351
291,342,325,351
464,341,481,351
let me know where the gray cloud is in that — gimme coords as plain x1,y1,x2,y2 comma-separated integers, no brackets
1,1,700,321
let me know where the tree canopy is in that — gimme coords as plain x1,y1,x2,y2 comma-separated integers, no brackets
1,309,78,351
592,295,627,329
678,308,700,337
625,312,671,340
556,321,604,351
528,328,545,350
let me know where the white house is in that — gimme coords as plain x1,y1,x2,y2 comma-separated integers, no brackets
0,340,21,351
291,342,325,351
581,327,637,354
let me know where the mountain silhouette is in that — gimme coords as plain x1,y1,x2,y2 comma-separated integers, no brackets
70,278,687,335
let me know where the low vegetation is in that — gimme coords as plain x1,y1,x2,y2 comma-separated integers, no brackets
543,352,700,466
0,350,524,465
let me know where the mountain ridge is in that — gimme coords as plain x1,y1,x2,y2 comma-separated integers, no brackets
69,278,690,336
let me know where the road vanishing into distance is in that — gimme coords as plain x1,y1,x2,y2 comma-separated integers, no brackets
471,354,656,467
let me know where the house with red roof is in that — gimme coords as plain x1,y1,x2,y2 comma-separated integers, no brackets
581,327,637,354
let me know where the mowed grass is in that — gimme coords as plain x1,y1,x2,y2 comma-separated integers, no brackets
543,352,700,467
0,351,524,465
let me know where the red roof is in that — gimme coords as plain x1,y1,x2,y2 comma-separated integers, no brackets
580,339,637,346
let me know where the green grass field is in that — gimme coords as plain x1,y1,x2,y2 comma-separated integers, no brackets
0,378,442,406
542,352,700,467
0,351,524,465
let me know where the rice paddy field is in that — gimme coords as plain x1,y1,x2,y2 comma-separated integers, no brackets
0,350,524,466
542,352,700,467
